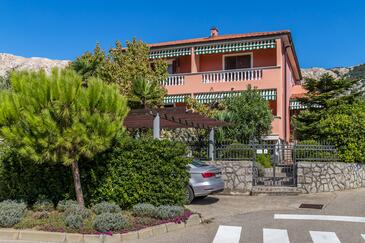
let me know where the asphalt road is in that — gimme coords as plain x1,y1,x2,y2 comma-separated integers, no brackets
136,188,365,243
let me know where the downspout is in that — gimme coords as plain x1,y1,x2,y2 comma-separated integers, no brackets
283,43,291,142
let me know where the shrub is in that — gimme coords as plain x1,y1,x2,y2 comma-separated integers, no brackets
0,200,27,227
92,202,121,215
132,203,156,217
65,214,83,229
33,200,54,212
256,154,272,168
154,205,184,220
64,204,91,220
89,138,191,208
93,213,128,232
32,211,49,220
0,149,74,204
57,200,78,212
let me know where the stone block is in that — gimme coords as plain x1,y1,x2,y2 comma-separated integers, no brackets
104,234,121,243
138,227,154,239
83,234,104,243
185,214,201,227
19,230,66,242
65,233,83,243
121,231,138,242
166,222,185,232
0,229,19,240
151,224,167,236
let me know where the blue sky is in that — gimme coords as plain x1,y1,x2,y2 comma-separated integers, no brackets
1,0,364,68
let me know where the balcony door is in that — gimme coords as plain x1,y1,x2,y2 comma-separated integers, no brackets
223,54,252,70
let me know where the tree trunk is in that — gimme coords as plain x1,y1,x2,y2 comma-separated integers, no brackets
71,160,85,207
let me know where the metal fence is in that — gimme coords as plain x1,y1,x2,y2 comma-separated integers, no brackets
184,139,339,162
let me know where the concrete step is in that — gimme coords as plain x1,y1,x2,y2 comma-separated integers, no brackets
250,186,302,196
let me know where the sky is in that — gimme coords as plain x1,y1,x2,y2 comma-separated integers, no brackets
0,0,364,68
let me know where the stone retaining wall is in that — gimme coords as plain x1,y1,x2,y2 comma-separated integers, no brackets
207,160,253,193
0,214,201,242
297,162,365,193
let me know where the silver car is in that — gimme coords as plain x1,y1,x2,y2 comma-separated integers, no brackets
186,159,225,204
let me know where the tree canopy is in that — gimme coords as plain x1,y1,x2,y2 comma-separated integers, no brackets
0,69,129,206
71,39,168,108
217,86,273,141
293,74,365,163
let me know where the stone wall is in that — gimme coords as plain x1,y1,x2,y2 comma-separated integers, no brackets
206,160,253,193
297,162,365,193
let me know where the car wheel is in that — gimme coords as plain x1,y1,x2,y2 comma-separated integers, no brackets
186,186,194,204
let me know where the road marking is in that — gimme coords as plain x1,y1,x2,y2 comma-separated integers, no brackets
263,228,290,243
361,234,365,240
212,225,242,243
274,214,365,223
310,231,341,243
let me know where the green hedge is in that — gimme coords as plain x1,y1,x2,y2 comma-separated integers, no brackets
0,138,191,208
0,149,73,205
88,138,191,208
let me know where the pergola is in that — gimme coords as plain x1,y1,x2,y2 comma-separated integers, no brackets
123,106,228,160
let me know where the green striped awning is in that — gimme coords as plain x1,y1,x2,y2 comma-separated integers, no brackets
194,90,277,104
163,94,190,104
290,100,306,110
150,48,191,59
260,89,277,101
194,39,276,55
289,99,322,110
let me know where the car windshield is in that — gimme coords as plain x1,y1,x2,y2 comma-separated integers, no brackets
191,159,209,167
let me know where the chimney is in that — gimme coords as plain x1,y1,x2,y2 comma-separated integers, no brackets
210,27,219,37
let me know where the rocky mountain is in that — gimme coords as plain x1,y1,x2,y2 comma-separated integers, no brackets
301,67,351,80
0,53,69,77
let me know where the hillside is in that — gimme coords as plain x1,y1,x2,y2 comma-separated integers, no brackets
302,64,365,80
0,53,69,77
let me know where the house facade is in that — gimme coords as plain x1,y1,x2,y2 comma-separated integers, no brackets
148,28,306,142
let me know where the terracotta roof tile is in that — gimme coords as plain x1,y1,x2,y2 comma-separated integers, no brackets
148,30,290,48
291,93,306,99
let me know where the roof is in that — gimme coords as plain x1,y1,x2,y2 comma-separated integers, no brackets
124,107,228,129
290,93,306,99
147,29,302,81
148,30,291,48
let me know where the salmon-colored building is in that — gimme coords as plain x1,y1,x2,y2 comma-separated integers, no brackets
148,28,305,142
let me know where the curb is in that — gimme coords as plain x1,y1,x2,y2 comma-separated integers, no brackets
0,214,202,243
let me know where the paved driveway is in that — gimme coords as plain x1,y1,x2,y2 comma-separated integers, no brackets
135,188,365,243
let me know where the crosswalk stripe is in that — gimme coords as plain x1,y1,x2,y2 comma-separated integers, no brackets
263,228,290,243
212,225,242,243
310,231,341,243
275,214,365,223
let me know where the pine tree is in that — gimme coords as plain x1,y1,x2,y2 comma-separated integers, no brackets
0,69,129,206
294,74,360,140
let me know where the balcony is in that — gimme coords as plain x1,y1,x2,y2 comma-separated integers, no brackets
162,66,281,95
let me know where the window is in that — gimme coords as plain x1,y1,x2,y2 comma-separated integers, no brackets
224,54,252,70
167,59,179,74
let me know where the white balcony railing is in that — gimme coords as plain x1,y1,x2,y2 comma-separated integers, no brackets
202,68,263,84
161,74,185,86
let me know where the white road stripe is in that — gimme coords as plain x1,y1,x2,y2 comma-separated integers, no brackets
310,231,341,243
361,234,365,240
274,214,365,223
263,228,290,243
212,225,242,243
